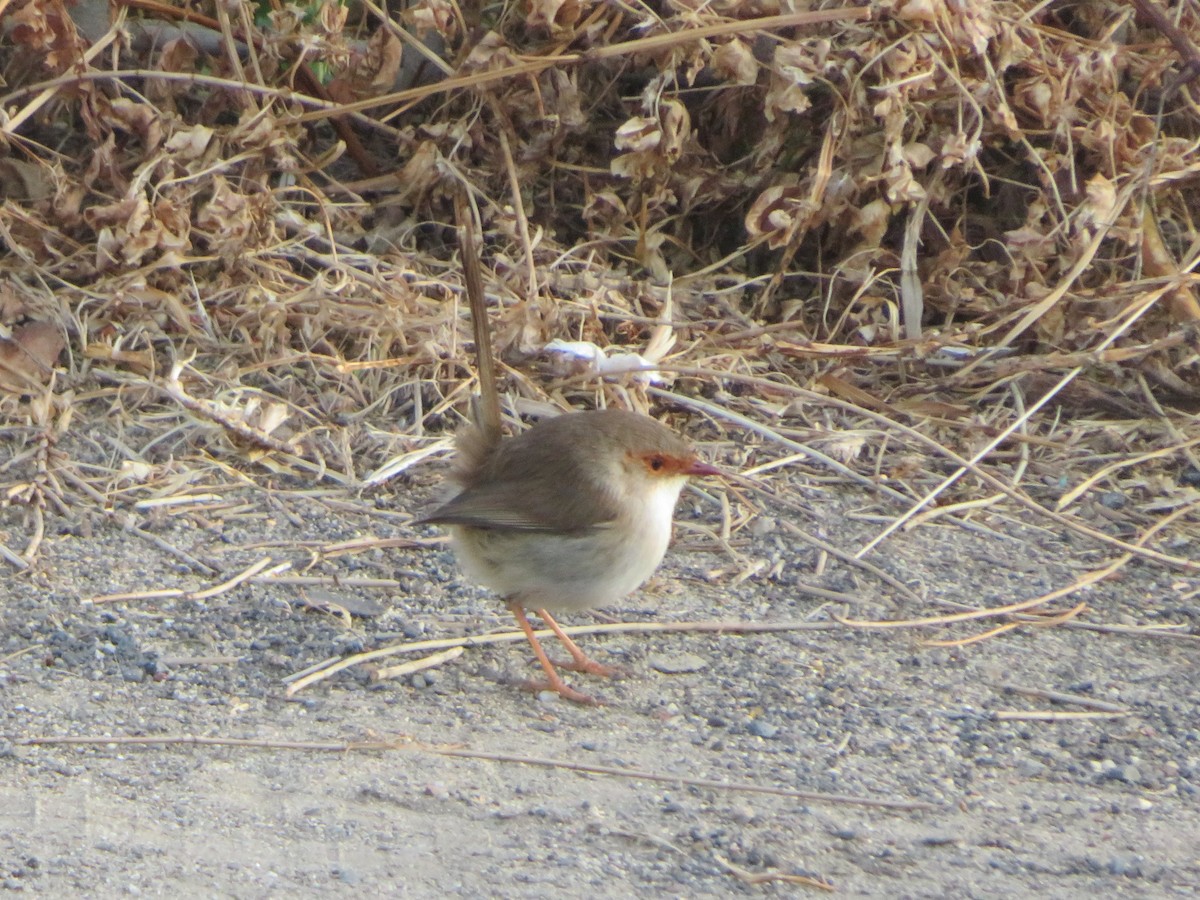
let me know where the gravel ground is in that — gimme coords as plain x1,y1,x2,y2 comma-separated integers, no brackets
2,455,1200,897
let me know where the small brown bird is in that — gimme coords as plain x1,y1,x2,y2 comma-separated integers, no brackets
419,408,717,704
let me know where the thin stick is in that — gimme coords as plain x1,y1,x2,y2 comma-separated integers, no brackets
14,734,938,812
777,519,924,605
54,467,220,575
250,575,403,589
283,619,840,695
999,684,1129,713
647,386,913,503
712,853,835,890
0,646,39,666
496,128,538,299
370,647,464,682
85,557,288,605
992,711,1129,722
923,603,1086,647
859,278,1180,558
285,8,872,122
1060,620,1200,641
650,367,1200,574
191,557,278,600
158,656,242,666
838,556,1125,631
0,541,29,571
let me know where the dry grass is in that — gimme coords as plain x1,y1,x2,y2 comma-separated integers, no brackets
2,0,1199,636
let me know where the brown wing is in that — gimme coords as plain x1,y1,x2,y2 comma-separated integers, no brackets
417,486,610,533
418,422,623,532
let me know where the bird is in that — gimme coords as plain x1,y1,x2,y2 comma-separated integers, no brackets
418,407,718,704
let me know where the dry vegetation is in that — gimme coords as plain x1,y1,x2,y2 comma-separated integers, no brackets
1,0,1199,616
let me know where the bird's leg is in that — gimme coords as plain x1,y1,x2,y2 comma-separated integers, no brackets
536,608,624,678
507,602,599,705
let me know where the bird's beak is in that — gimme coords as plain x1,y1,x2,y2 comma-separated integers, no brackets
684,458,721,477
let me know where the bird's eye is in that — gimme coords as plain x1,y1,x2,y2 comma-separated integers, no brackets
648,455,665,471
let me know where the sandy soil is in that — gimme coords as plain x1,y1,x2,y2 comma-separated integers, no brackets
2,455,1199,897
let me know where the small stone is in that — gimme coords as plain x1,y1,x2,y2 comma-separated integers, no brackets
1107,765,1141,785
648,652,707,674
747,720,779,739
749,517,777,537
1107,854,1144,877
920,833,958,847
1017,760,1047,778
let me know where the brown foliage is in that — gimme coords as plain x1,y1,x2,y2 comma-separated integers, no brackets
1,0,1198,558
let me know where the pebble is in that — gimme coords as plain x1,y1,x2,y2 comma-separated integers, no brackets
1106,765,1141,785
747,720,779,739
1107,854,1144,877
648,653,707,674
1017,759,1047,778
748,516,777,537
920,833,958,847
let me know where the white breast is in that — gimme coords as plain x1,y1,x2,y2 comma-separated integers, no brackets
615,475,688,594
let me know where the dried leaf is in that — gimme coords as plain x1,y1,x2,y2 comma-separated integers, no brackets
0,322,64,395
526,0,581,33
0,159,54,201
712,38,758,86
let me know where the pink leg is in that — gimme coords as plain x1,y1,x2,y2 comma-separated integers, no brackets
507,603,599,705
537,608,623,678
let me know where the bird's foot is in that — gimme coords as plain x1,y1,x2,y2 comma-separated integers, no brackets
517,676,601,706
550,656,627,679
534,608,626,679
508,603,605,705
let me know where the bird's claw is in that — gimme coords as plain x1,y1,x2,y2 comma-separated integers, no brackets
518,677,602,706
551,657,626,679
